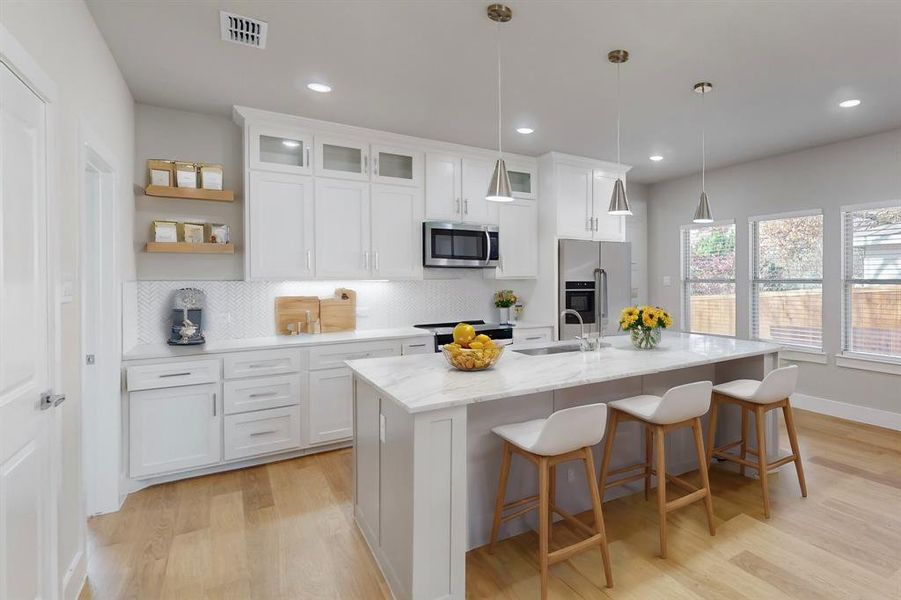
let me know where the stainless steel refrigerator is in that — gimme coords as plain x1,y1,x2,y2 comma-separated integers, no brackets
558,239,632,340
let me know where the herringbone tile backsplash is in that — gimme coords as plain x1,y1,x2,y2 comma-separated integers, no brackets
135,279,537,344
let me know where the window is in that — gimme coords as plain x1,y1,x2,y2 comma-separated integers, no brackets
750,212,823,349
842,203,901,360
682,222,736,336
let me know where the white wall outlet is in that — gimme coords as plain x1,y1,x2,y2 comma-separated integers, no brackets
379,413,386,443
663,275,672,287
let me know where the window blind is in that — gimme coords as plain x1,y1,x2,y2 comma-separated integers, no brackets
751,213,823,349
682,222,736,336
842,204,901,359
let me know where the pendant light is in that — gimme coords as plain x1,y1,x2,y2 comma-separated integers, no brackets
486,4,513,202
607,49,632,216
693,81,714,223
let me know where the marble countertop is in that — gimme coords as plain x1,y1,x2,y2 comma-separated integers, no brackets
123,327,431,361
347,333,782,414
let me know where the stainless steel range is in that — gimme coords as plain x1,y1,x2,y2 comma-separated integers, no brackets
414,320,514,352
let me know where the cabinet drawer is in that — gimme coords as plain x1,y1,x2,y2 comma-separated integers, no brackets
126,359,220,392
513,327,554,343
308,340,400,370
224,406,302,461
401,338,433,355
223,374,302,415
223,348,303,379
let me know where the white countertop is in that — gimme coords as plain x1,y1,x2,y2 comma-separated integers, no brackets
123,327,430,361
347,333,781,414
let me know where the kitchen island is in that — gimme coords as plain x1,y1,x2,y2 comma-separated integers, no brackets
347,333,781,600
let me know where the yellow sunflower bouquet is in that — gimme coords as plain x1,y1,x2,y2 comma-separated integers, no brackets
619,305,672,349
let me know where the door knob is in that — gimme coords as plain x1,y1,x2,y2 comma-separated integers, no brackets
40,391,66,410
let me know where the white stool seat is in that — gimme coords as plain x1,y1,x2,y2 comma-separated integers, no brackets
713,365,799,404
607,381,713,425
490,403,607,457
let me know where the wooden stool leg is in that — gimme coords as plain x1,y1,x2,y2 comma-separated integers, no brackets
782,401,808,498
548,464,557,538
644,425,653,501
538,456,551,600
705,398,719,467
692,418,716,537
583,448,613,588
754,406,771,519
655,425,668,558
740,406,749,477
598,409,620,496
488,442,512,553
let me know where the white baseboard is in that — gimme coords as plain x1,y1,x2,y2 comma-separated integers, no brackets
61,549,86,600
791,393,901,432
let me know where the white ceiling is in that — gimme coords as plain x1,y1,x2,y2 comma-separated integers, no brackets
86,0,901,183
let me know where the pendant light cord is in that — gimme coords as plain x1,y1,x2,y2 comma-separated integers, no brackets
701,87,706,193
616,62,621,168
496,22,503,157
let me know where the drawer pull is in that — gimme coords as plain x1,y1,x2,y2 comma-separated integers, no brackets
247,363,273,369
525,336,543,341
250,430,278,437
159,372,192,378
407,343,426,348
345,352,371,361
249,391,279,399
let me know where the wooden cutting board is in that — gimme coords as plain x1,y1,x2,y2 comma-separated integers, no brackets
319,288,356,332
275,296,320,335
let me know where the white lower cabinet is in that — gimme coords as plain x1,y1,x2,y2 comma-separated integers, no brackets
129,383,221,479
308,367,354,445
224,405,302,461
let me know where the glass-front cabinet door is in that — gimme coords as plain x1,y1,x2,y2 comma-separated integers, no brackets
371,144,422,187
315,136,370,181
249,125,313,174
506,162,536,200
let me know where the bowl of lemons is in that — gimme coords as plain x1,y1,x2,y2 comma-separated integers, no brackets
442,323,505,371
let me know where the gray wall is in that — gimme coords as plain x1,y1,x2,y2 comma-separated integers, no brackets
135,103,244,279
647,128,901,413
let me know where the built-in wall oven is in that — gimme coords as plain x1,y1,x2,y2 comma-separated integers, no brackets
423,222,499,268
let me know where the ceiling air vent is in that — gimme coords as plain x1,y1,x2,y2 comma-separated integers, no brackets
219,11,268,49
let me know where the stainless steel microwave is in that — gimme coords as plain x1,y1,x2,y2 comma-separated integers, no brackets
423,222,499,268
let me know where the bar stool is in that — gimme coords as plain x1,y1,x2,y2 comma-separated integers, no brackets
706,365,807,519
488,403,613,598
599,381,716,558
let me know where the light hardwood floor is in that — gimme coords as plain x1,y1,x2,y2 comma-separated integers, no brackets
81,409,901,599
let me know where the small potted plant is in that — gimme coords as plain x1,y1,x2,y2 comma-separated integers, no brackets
494,290,517,325
619,305,672,349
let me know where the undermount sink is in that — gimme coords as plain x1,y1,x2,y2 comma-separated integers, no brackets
513,341,584,356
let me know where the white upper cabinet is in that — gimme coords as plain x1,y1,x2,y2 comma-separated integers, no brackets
592,172,626,242
506,162,537,200
247,171,315,280
315,135,370,181
315,178,371,278
370,184,424,279
496,200,538,279
371,144,422,187
555,163,594,239
461,157,499,225
425,151,463,221
249,125,313,175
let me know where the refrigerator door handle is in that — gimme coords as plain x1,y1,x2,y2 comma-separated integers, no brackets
594,268,608,335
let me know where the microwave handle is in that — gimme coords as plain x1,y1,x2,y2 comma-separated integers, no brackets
484,229,492,266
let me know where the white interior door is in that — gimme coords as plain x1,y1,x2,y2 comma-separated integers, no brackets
0,62,56,600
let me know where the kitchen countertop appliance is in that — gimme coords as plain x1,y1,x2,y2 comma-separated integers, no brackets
423,221,499,268
414,320,514,352
167,287,206,346
558,240,632,340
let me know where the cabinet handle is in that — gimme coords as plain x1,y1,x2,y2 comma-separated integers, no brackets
213,392,217,417
249,391,279,399
464,199,469,214
364,251,370,270
374,251,380,271
159,372,191,378
407,343,426,348
304,147,310,167
364,154,369,174
306,249,312,271
373,156,379,175
586,216,592,232
250,430,278,437
456,198,461,214
526,336,543,341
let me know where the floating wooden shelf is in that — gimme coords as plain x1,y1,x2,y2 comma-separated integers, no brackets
145,242,235,254
144,185,234,202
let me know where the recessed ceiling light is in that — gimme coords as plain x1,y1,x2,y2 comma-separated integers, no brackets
649,155,664,162
839,99,861,108
516,127,534,135
282,140,300,148
307,82,332,93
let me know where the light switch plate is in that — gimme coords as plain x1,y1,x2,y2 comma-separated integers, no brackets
60,279,75,303
663,276,672,287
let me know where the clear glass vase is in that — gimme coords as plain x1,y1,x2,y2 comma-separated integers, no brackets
630,327,661,349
